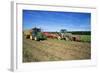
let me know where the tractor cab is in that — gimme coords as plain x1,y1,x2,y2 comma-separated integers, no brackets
32,27,41,36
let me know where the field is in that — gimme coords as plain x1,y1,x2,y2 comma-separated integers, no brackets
80,35,91,42
23,35,91,62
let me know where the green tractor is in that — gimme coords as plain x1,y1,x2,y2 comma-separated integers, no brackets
25,27,47,41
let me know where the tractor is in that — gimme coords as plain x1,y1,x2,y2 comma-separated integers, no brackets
56,29,70,40
57,29,81,41
58,32,81,41
24,27,47,41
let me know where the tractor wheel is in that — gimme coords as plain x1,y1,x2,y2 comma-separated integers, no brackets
25,35,30,39
57,36,61,40
30,35,33,40
34,37,38,41
65,37,69,41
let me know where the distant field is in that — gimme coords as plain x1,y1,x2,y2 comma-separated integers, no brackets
23,35,91,62
80,35,91,42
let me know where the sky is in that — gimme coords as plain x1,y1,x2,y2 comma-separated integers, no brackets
23,10,91,32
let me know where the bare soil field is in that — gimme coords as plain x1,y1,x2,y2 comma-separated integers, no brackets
23,36,91,62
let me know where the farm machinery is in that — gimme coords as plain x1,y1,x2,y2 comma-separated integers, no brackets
24,27,80,41
43,32,59,39
57,29,81,41
24,27,47,41
58,33,81,41
43,32,81,41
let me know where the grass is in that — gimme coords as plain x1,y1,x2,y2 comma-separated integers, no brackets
23,35,91,62
80,35,91,42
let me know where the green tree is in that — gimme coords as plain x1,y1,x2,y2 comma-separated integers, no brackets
60,29,67,33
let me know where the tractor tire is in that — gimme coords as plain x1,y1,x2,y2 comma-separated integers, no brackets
65,37,69,41
34,37,38,41
30,35,33,40
25,35,30,39
57,36,61,40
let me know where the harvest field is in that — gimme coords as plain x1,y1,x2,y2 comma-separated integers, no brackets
23,35,91,62
23,10,91,62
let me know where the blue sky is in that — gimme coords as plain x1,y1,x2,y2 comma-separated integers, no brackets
23,10,91,32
